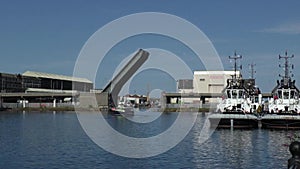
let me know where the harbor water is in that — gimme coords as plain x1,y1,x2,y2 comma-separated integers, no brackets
0,111,293,169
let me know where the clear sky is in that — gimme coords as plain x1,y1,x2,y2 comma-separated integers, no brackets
1,0,300,93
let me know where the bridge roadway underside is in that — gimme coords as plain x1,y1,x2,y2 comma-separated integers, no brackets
162,92,272,104
162,93,222,104
101,49,149,107
0,92,78,103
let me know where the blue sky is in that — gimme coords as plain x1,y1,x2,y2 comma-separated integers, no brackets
1,1,300,93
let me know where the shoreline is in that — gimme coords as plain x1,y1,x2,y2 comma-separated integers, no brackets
0,107,215,113
162,107,215,113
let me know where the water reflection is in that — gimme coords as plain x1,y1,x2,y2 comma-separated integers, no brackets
106,112,178,138
0,112,294,168
127,110,163,123
192,114,291,168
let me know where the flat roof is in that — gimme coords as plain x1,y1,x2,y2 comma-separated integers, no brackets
23,71,92,84
194,70,240,75
25,88,78,94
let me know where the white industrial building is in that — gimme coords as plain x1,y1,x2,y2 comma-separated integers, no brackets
193,71,240,93
175,71,241,105
178,71,240,94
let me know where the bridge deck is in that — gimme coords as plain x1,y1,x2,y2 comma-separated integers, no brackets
0,92,77,98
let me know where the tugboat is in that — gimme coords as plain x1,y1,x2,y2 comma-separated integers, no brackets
268,51,300,114
261,51,300,129
210,52,261,128
216,52,262,114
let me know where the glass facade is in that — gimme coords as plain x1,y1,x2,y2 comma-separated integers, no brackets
0,72,93,93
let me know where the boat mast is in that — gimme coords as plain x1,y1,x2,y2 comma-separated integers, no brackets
279,51,294,82
229,51,242,80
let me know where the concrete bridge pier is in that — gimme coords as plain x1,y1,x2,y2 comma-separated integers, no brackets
53,98,56,108
22,99,26,108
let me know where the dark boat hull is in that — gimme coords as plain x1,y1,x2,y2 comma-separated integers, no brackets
108,107,134,116
209,113,259,129
261,119,300,129
210,118,258,129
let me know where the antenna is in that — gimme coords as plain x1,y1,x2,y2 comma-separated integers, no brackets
229,51,242,80
279,50,294,79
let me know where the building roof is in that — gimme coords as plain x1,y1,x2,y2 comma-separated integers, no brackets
25,88,78,94
23,71,92,84
194,70,240,75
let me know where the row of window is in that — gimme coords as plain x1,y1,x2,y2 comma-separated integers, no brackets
276,89,299,99
0,75,93,92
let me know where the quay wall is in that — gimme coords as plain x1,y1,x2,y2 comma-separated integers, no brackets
2,102,74,109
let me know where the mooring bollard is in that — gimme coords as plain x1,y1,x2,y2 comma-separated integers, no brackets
288,141,300,169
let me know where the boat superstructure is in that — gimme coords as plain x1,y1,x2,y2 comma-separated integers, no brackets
268,51,300,114
246,63,263,114
216,52,262,114
210,51,300,129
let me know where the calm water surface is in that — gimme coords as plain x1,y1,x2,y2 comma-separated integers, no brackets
0,111,293,169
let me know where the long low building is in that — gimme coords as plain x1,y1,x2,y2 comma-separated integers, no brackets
23,71,93,92
0,71,94,105
0,71,93,93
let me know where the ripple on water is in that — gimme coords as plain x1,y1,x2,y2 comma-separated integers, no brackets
0,112,293,169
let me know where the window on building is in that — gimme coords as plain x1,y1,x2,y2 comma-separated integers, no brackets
200,78,205,81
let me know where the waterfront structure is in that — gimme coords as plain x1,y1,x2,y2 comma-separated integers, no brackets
162,71,244,108
0,73,41,93
176,79,195,104
268,51,300,114
193,70,240,94
0,71,93,93
100,49,149,113
23,71,93,92
177,79,193,93
0,49,148,110
0,71,93,107
0,73,22,93
119,94,148,107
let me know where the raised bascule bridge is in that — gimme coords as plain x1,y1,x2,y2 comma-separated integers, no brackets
78,49,149,112
100,49,149,110
0,49,149,110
